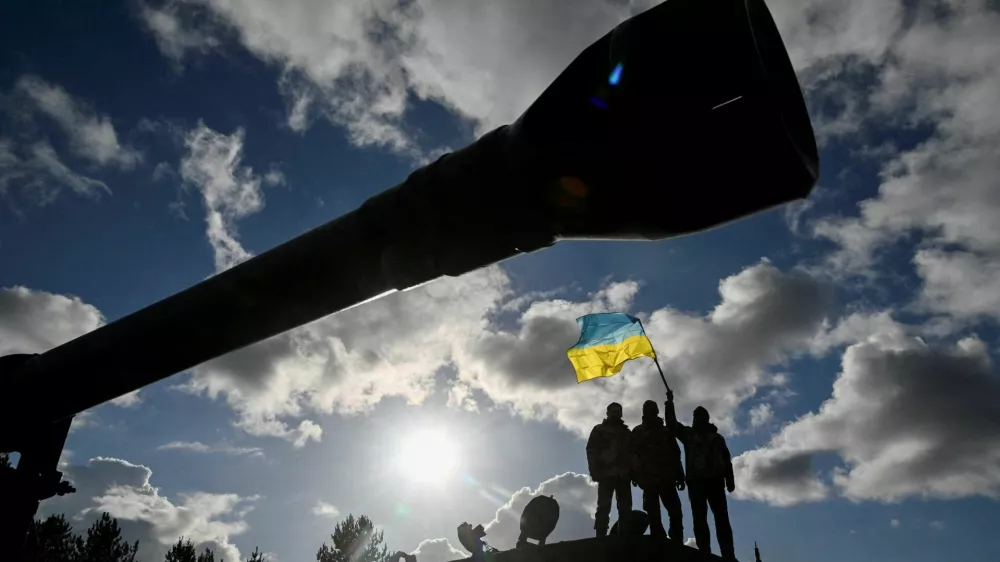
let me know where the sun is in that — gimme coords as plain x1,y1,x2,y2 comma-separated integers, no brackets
395,428,460,486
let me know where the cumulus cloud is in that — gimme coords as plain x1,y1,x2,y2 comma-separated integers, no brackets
179,122,265,272
39,457,254,562
456,260,832,436
890,519,900,528
735,329,1000,505
732,450,828,506
0,286,145,411
156,441,264,457
483,472,598,550
183,259,829,445
311,500,340,519
185,266,509,445
795,1,1000,327
15,76,141,169
410,538,467,562
0,286,104,356
139,0,656,155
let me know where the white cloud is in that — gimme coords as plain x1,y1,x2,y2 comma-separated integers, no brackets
16,75,141,169
890,519,900,529
929,520,945,531
152,161,175,182
445,381,479,413
184,259,830,447
410,538,467,562
0,140,110,204
139,0,656,156
180,122,265,272
913,249,1000,322
39,457,254,562
483,472,598,550
735,329,1000,505
185,266,509,446
748,403,774,430
732,449,828,506
69,410,99,433
684,537,697,548
110,390,144,408
455,261,831,436
156,441,264,457
311,500,340,519
263,166,285,187
796,2,1000,329
139,2,222,63
0,286,104,356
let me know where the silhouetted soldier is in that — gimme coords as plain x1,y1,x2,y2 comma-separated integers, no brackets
587,402,632,537
665,391,736,560
632,399,685,542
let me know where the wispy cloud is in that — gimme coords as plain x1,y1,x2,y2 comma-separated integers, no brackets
16,75,141,169
109,390,143,408
311,501,340,519
157,440,264,457
179,122,264,273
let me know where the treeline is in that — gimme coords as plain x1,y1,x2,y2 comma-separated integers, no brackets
6,454,403,562
29,512,396,562
27,513,267,562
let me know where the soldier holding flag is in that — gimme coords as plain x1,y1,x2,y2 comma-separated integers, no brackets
665,390,736,561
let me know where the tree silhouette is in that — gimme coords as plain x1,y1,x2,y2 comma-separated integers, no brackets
164,538,197,562
78,512,139,562
197,547,216,562
316,514,390,562
29,514,81,562
1,451,13,469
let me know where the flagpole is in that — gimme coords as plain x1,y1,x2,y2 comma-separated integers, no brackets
652,356,671,392
636,317,670,392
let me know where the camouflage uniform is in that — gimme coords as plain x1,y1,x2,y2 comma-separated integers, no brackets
666,400,736,560
586,411,632,536
631,402,685,542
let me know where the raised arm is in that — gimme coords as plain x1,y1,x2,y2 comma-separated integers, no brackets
664,390,691,442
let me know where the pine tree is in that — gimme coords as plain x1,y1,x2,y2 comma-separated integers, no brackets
29,514,80,562
164,538,197,562
197,547,216,562
78,512,139,562
316,514,390,562
245,547,266,562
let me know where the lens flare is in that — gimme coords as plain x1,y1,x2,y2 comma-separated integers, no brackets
608,63,624,86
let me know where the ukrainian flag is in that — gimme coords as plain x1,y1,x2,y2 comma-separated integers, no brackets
567,313,656,383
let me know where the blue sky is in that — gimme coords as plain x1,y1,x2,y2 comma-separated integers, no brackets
2,1,1000,561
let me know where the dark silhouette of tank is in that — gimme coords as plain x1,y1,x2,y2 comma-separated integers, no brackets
610,510,651,537
0,0,817,556
517,495,560,547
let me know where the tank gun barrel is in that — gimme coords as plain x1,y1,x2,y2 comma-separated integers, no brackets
0,0,818,433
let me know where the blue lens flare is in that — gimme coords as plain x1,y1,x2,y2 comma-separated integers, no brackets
608,63,623,86
589,96,608,109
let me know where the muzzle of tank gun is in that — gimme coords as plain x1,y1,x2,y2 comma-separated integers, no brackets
0,0,816,432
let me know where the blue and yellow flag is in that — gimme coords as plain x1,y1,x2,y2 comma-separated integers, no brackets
567,312,656,383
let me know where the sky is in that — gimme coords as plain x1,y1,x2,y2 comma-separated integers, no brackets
2,0,1000,561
